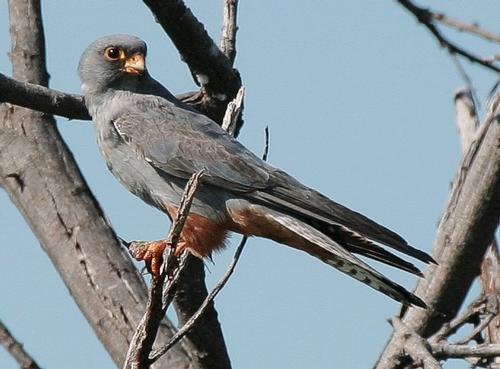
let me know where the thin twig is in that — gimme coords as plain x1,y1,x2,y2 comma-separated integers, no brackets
149,236,247,364
262,126,270,162
454,313,495,345
123,171,204,369
220,0,239,64
430,295,488,343
397,0,500,74
162,251,190,309
150,112,269,364
0,320,42,369
432,12,500,43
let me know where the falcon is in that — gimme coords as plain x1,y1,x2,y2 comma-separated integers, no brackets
78,35,433,307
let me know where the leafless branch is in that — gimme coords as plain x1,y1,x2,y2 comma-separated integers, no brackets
453,87,479,154
429,295,489,343
0,72,90,120
2,0,190,367
480,243,500,368
220,0,239,64
454,86,500,365
0,320,42,369
262,126,270,162
149,117,269,364
375,93,500,369
142,0,242,124
431,342,500,359
124,171,204,369
397,0,500,74
221,86,244,135
150,236,247,364
391,318,442,369
431,12,500,43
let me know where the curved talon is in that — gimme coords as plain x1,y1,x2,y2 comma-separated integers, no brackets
128,240,167,276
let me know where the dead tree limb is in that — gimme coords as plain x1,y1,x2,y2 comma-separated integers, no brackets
0,320,42,369
142,0,242,124
397,0,500,74
375,93,500,369
0,73,90,120
124,172,204,369
432,12,500,43
455,87,500,367
0,1,238,368
220,0,239,64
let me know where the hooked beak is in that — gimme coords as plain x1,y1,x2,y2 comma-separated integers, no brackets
123,53,145,75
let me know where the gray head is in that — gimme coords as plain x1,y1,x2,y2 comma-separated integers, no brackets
78,34,148,94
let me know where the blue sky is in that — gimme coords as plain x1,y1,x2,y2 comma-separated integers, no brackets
0,1,498,368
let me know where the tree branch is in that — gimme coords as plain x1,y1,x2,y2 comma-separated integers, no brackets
397,0,500,74
1,1,190,368
432,12,500,43
431,342,500,359
142,0,242,123
0,320,42,369
151,236,247,364
375,93,500,369
220,0,239,64
0,73,90,120
390,318,442,369
124,172,204,369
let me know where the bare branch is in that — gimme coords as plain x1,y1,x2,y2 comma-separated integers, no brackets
391,318,442,369
397,0,500,74
221,86,244,135
1,0,190,367
454,86,500,365
431,342,500,359
142,0,241,123
220,0,239,64
429,295,489,343
150,236,247,364
0,320,42,369
124,171,204,369
481,243,500,367
432,12,500,43
0,73,90,120
453,87,479,155
375,93,500,369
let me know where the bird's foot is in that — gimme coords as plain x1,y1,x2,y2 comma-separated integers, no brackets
127,239,168,276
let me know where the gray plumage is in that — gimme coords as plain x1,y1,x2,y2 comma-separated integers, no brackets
79,34,433,307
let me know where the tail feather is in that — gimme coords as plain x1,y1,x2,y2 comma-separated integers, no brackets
252,187,436,265
325,224,423,276
266,210,426,308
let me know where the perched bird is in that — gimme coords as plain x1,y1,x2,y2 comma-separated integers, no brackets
79,35,433,307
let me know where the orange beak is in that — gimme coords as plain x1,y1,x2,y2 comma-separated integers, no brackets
123,53,145,75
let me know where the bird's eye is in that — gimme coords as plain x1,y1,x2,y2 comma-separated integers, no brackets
104,47,121,61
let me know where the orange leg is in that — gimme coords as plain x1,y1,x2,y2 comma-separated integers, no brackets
127,239,188,276
128,239,169,276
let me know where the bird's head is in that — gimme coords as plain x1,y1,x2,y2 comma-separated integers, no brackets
78,34,148,94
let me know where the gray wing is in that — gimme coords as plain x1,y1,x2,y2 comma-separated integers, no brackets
112,96,273,192
112,95,433,265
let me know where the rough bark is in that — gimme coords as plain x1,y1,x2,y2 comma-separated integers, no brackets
143,0,242,127
0,72,89,120
0,1,190,368
375,93,500,369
